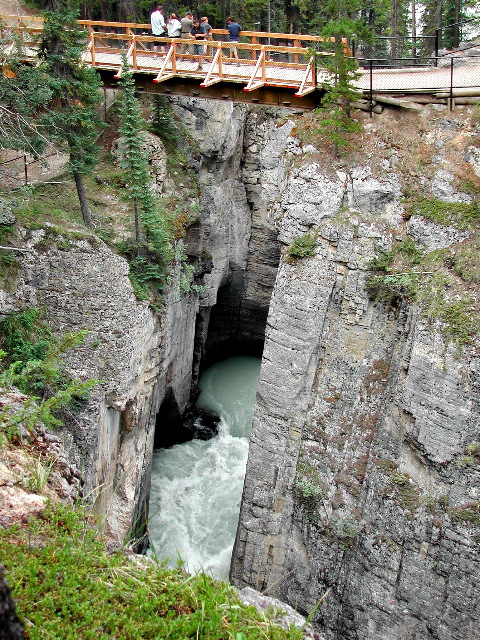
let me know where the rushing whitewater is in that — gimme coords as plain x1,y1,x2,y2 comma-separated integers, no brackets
148,356,261,579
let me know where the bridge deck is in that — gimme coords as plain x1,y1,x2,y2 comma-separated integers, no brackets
1,16,479,98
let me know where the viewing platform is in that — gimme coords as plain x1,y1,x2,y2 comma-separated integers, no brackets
1,15,479,108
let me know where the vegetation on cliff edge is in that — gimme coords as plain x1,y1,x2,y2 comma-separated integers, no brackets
0,502,302,640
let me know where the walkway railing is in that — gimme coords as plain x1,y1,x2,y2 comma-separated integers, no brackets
0,16,335,96
1,16,479,100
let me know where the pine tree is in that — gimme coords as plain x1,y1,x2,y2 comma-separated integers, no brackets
116,52,172,263
314,1,364,157
39,0,103,228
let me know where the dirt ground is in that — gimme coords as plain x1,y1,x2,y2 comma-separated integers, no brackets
0,0,33,16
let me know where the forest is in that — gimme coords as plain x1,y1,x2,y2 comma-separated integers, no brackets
26,0,479,56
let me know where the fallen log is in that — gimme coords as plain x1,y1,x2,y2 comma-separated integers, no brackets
435,88,480,98
449,96,480,104
407,95,447,104
351,100,383,113
371,94,423,111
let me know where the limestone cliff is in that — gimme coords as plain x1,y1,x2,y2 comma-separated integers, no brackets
231,107,480,639
0,99,288,548
2,94,479,640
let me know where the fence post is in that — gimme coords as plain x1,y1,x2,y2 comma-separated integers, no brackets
369,59,373,118
449,56,454,111
435,28,440,63
23,153,28,185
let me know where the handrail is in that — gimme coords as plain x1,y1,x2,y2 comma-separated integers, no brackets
3,15,340,45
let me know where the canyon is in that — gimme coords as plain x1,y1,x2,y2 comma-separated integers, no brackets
1,97,479,639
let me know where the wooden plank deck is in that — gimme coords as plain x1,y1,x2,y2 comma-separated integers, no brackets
1,16,479,97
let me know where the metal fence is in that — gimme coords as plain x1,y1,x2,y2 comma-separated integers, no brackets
352,17,480,63
355,54,480,114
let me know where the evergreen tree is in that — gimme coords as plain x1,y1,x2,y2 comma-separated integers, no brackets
0,53,53,157
315,11,363,157
116,52,172,263
39,0,103,228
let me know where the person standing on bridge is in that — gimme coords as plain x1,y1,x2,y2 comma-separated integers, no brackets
167,13,182,44
201,16,212,57
227,16,241,60
190,18,206,71
180,11,194,56
151,4,166,56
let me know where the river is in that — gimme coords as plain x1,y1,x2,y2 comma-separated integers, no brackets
148,355,261,579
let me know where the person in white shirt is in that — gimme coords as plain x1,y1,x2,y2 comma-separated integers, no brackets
150,4,166,55
167,13,181,38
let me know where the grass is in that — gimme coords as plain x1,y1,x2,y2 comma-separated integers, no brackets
22,456,56,493
0,503,302,640
407,196,480,230
365,238,480,347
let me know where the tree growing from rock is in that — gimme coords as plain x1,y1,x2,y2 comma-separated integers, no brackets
315,9,364,157
39,0,103,228
116,53,172,264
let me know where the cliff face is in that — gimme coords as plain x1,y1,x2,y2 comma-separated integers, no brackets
3,95,480,639
0,99,290,547
231,108,480,639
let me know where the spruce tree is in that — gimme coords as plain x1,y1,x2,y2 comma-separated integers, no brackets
315,9,364,157
39,0,103,228
116,53,171,263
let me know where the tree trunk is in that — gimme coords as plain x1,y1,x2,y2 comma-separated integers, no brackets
134,199,140,245
74,171,93,228
411,0,417,58
453,0,461,47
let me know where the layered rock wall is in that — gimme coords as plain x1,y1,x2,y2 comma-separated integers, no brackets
0,98,289,547
231,151,480,639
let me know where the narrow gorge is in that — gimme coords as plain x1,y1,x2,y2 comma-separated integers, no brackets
1,95,479,639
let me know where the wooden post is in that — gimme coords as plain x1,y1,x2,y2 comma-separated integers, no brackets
172,42,177,73
90,32,95,65
251,36,257,60
218,43,223,78
294,39,300,63
132,35,137,69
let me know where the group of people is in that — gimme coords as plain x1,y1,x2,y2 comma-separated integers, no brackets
150,5,242,70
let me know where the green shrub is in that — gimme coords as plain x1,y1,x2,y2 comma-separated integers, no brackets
286,232,317,261
0,503,302,640
366,240,479,347
294,461,326,523
0,308,53,366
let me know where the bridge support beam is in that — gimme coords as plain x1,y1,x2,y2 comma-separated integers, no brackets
99,69,323,110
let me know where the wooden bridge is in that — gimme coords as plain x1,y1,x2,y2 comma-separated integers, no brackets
1,15,480,108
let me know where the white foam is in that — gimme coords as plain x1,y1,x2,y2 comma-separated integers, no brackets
148,356,261,579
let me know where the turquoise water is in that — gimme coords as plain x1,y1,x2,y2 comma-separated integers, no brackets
148,356,261,579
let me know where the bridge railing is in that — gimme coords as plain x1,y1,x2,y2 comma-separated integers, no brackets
0,16,335,96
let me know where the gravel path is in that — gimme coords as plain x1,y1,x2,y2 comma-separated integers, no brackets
0,0,34,16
